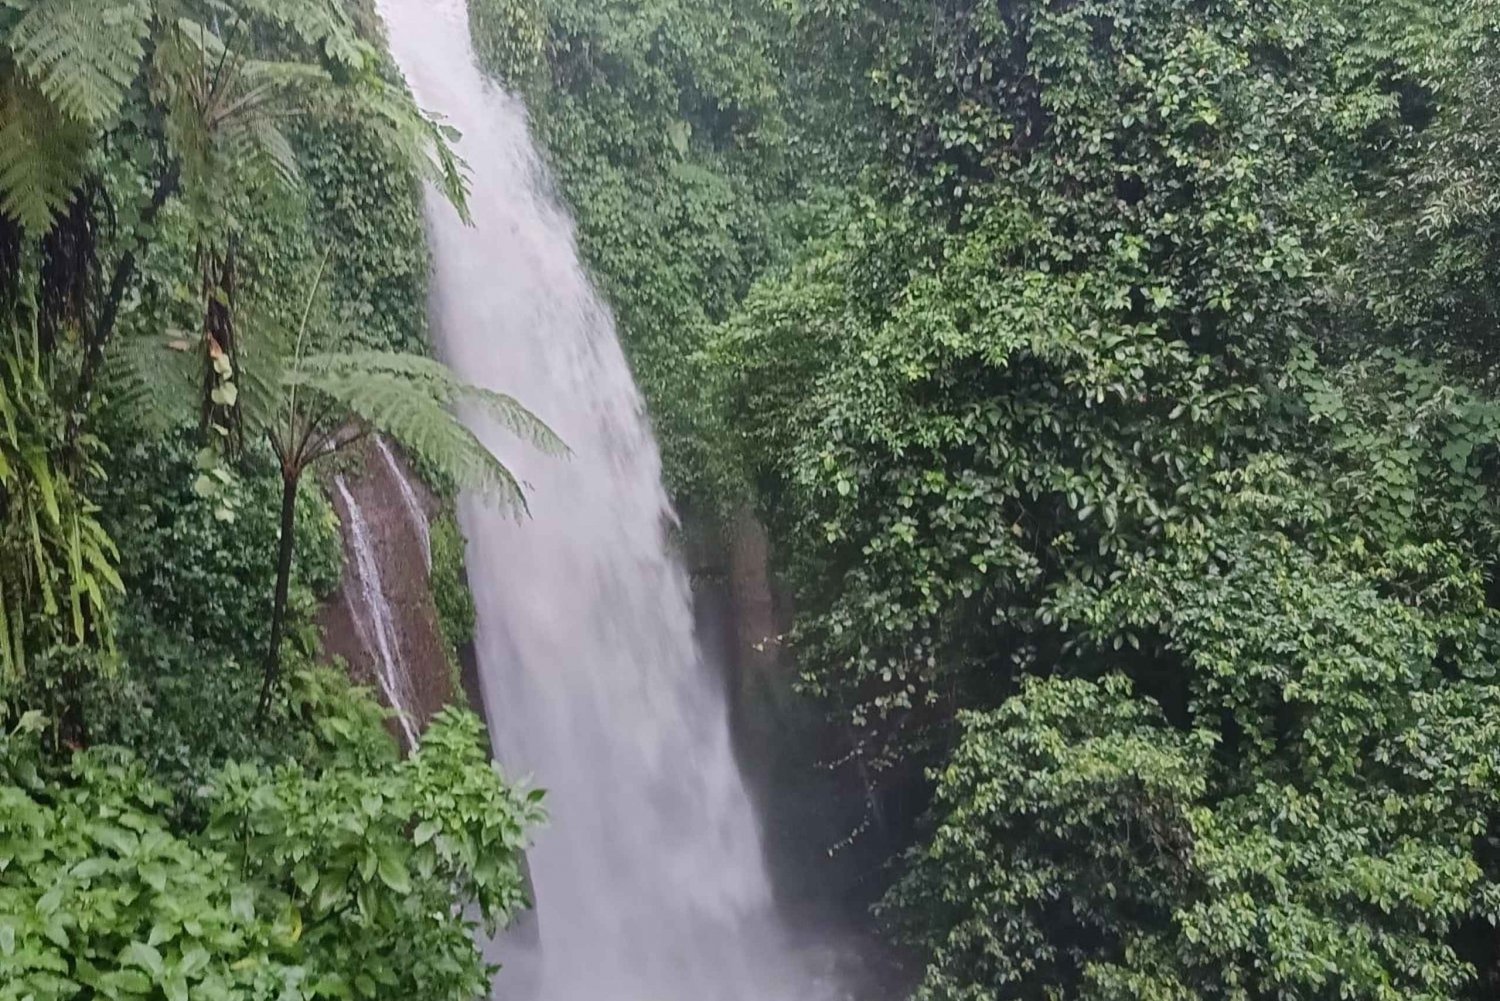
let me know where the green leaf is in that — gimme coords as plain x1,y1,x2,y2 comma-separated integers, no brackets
119,942,164,978
376,848,411,894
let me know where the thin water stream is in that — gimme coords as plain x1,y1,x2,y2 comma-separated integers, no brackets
376,436,431,570
333,473,420,749
376,1,849,998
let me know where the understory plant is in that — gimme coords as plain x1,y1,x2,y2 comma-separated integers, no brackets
0,683,544,1001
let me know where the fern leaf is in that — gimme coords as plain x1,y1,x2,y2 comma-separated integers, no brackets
100,332,200,433
0,76,89,231
355,81,472,222
294,351,566,454
306,368,528,510
226,0,362,67
290,351,564,513
5,0,149,124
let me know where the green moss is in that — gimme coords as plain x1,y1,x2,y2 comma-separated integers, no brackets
430,509,476,693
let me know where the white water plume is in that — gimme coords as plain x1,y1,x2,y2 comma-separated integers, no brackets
377,1,848,997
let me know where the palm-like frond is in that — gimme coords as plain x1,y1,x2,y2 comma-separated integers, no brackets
356,81,472,223
0,74,90,230
294,351,565,455
1,0,471,232
4,0,150,124
100,330,201,433
288,350,564,514
222,0,362,67
0,0,149,229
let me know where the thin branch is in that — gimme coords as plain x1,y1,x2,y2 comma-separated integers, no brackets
320,425,372,458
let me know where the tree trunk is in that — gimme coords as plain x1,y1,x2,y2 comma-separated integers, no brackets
257,470,301,721
72,164,180,425
199,245,241,450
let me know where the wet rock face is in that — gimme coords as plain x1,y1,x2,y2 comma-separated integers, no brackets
318,440,457,751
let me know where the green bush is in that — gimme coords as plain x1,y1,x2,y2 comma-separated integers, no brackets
97,434,341,662
0,693,542,1001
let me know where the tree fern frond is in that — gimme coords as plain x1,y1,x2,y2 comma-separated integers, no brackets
0,75,90,230
99,331,200,433
229,109,302,188
223,0,363,68
295,365,532,513
355,81,472,222
293,351,566,456
237,57,334,103
5,0,149,124
234,309,293,436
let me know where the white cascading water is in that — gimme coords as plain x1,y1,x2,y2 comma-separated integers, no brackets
376,436,432,570
377,2,841,999
333,473,420,749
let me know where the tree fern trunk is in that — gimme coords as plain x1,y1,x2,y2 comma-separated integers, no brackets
257,470,300,721
72,164,179,426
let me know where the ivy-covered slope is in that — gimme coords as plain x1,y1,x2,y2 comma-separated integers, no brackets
468,0,855,503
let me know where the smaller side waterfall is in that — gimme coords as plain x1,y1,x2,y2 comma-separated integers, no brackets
377,437,432,570
334,473,420,748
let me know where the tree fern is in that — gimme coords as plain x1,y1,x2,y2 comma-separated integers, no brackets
4,0,150,124
226,255,565,715
0,74,90,231
152,17,321,199
1,0,470,237
291,350,565,455
0,0,149,231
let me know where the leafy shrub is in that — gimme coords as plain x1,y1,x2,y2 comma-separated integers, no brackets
0,694,542,1001
97,434,341,662
893,507,1500,997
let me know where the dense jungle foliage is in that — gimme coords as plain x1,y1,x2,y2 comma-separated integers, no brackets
0,1,551,997
475,0,1500,997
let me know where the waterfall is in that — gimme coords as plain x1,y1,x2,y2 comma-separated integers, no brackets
334,474,421,750
377,2,843,998
376,436,432,571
